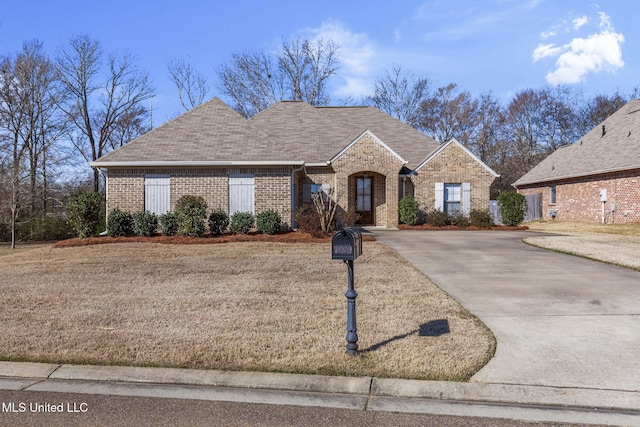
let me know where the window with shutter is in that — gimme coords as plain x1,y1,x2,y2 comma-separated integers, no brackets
144,175,170,215
229,174,255,214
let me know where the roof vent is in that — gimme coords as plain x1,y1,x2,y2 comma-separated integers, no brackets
601,125,606,137
629,131,632,137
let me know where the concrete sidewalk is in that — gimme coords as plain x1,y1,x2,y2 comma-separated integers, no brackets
2,361,640,425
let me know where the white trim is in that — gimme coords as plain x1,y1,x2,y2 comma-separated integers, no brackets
514,164,640,188
305,162,331,167
89,160,305,168
329,130,408,165
414,138,500,177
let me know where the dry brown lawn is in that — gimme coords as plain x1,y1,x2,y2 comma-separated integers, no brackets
0,241,495,380
0,243,51,257
524,220,640,271
526,220,640,236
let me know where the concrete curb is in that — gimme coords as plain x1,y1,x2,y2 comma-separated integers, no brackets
2,362,640,414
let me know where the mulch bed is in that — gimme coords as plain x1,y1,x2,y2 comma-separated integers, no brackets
53,225,526,249
53,231,377,248
398,224,529,231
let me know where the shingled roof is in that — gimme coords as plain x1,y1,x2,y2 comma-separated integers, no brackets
91,97,440,169
514,99,640,187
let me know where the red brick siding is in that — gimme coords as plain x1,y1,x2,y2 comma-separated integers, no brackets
518,170,640,223
107,167,293,226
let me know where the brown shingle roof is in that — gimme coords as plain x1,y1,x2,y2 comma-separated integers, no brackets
92,97,440,168
250,101,439,168
94,98,277,164
514,99,640,187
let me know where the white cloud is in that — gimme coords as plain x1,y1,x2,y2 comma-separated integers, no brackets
540,30,557,39
532,43,562,61
572,15,589,30
303,20,378,98
533,12,625,85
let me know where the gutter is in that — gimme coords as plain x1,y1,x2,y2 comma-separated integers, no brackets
88,160,306,168
514,164,640,188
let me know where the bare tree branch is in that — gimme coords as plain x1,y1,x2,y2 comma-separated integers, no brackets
167,58,210,112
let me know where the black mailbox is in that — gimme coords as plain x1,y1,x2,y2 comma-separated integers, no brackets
332,228,362,260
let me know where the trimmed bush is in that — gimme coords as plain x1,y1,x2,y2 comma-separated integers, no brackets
295,204,322,235
426,209,451,227
208,210,229,236
338,206,360,228
175,195,208,237
133,211,158,237
399,196,419,226
450,213,469,228
230,211,254,235
159,212,178,236
469,209,493,229
256,210,281,235
107,209,134,237
66,191,104,239
497,191,527,226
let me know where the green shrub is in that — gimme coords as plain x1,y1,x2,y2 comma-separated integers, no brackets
450,213,470,228
497,191,527,226
295,204,322,235
133,211,158,237
208,210,229,236
107,209,134,237
256,210,281,235
426,209,451,227
399,196,419,225
469,209,493,229
230,211,254,235
175,195,208,237
66,191,104,238
159,212,178,236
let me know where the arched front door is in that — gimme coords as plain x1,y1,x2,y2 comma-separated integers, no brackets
355,175,373,225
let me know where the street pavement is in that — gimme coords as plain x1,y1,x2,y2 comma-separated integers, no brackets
2,229,640,425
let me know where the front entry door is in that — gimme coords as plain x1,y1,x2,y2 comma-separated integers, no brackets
356,176,373,225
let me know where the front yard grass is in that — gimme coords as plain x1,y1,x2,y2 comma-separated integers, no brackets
0,241,495,381
526,220,640,236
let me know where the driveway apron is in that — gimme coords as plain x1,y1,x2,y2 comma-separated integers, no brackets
372,230,640,392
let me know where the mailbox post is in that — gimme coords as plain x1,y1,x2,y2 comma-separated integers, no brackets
332,228,362,355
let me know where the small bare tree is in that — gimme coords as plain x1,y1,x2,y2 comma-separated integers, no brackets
311,188,340,234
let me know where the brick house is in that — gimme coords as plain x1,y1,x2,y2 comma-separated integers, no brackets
91,98,498,228
514,99,640,223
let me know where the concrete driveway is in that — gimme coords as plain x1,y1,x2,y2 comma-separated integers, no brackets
372,230,640,392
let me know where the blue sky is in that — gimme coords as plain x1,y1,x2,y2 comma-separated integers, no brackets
1,0,637,124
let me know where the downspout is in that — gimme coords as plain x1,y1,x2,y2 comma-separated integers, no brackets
291,164,305,229
98,168,109,235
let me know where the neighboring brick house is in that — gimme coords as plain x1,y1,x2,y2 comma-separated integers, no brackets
514,100,640,223
91,98,498,228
